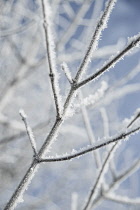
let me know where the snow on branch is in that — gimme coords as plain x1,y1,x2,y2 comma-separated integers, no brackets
61,62,73,84
19,109,37,156
127,108,140,128
105,193,140,205
76,33,140,89
75,0,117,82
75,81,108,109
41,0,62,118
38,125,140,163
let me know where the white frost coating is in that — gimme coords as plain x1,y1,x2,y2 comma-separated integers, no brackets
61,62,72,83
76,0,117,80
19,109,27,119
19,109,37,155
76,81,108,108
42,0,62,115
65,90,78,118
72,149,77,154
7,163,40,210
128,33,140,46
123,107,140,129
105,193,140,205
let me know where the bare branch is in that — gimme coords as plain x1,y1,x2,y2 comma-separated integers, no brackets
127,109,140,128
105,193,140,205
76,34,140,89
19,109,37,156
38,126,140,163
61,62,73,84
41,0,62,119
75,0,117,82
4,2,140,209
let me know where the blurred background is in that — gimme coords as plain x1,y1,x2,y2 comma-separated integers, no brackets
0,0,140,209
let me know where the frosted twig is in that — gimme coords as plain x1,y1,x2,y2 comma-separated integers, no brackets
105,193,140,205
75,0,117,82
127,109,140,128
75,81,108,109
19,109,37,156
76,34,140,89
41,0,62,119
61,62,73,84
38,126,140,163
58,38,125,63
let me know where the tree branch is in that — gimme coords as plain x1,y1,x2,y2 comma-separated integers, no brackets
105,193,140,205
41,0,62,118
38,126,140,163
76,34,140,89
75,0,117,82
19,109,37,156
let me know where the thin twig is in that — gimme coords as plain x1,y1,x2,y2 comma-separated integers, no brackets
127,110,140,128
76,34,140,89
75,0,117,82
19,109,37,156
105,193,140,205
38,126,140,163
41,0,62,119
61,62,73,84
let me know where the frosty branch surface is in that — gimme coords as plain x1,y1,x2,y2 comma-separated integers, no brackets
19,109,37,156
61,62,73,84
75,0,117,82
38,126,140,163
41,0,62,118
105,193,140,205
76,34,140,89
